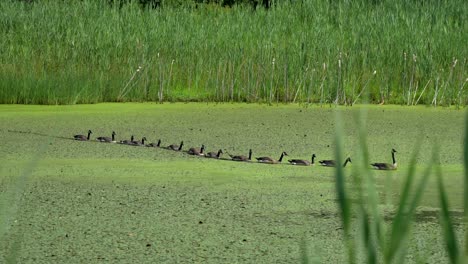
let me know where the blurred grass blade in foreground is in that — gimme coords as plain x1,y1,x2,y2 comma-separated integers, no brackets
464,111,468,260
436,160,460,264
334,111,356,263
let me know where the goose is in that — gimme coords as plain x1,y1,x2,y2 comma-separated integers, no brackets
319,157,352,167
146,139,162,148
205,149,223,159
228,149,253,162
188,144,205,156
371,149,397,170
166,141,184,151
129,137,147,146
120,135,134,145
97,131,116,143
74,130,92,141
256,151,288,164
289,154,316,166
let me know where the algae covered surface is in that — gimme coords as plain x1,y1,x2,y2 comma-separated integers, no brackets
0,103,465,263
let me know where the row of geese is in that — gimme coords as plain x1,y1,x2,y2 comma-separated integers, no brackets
73,130,398,170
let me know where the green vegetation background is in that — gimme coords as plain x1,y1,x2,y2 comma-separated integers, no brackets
1,0,466,105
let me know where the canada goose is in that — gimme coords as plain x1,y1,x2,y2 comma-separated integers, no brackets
119,135,134,145
74,130,92,141
371,149,397,170
228,149,253,162
97,131,116,143
146,139,162,148
256,151,288,164
129,137,147,146
205,149,223,159
289,154,316,166
166,141,184,151
319,157,352,167
188,144,205,156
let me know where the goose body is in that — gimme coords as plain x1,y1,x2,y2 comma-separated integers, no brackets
205,149,223,159
129,137,147,146
97,131,116,143
188,144,205,156
146,139,162,148
371,149,397,170
120,135,134,145
228,149,253,162
166,141,184,151
319,157,352,167
256,151,288,164
289,154,316,166
74,130,92,141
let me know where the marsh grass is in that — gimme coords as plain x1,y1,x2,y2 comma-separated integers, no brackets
0,0,466,105
465,111,468,261
330,109,468,263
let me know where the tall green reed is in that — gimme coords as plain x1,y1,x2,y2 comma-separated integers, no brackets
0,0,465,105
463,110,468,261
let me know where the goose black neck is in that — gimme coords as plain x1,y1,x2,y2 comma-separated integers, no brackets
157,140,161,147
141,138,145,144
248,150,252,160
87,131,91,140
112,134,115,141
392,151,396,165
178,142,183,151
278,153,284,162
311,155,315,164
217,150,222,158
343,159,350,167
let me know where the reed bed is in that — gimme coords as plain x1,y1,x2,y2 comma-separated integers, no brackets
0,0,466,105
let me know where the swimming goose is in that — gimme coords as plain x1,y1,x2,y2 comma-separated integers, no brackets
228,149,253,162
166,141,184,151
205,149,223,159
119,135,134,145
371,149,397,170
129,137,147,146
188,144,205,156
97,131,116,143
146,139,162,148
289,154,316,166
256,151,288,164
319,157,352,167
74,130,92,141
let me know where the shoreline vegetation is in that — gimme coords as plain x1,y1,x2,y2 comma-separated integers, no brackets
0,0,466,106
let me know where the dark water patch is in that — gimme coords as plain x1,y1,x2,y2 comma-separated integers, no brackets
281,208,464,226
412,209,463,225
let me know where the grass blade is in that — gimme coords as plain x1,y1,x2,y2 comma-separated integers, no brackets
436,160,460,263
356,107,384,260
334,113,349,233
360,210,377,263
300,237,309,264
384,137,423,262
463,110,468,260
334,111,355,263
